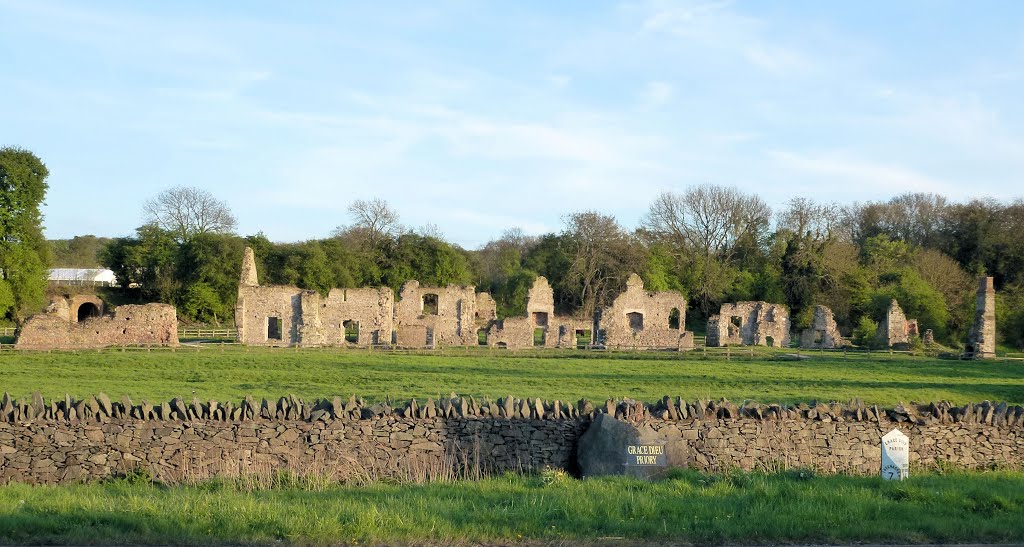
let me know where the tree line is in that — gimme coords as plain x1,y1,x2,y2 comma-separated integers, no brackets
4,146,1022,350
90,188,1024,351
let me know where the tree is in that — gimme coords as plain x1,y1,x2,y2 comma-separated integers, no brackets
564,211,642,318
100,225,180,303
641,185,772,314
335,198,402,250
143,185,237,242
0,147,50,322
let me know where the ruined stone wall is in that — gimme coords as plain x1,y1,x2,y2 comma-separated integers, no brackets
967,276,996,359
236,247,396,347
487,277,559,349
877,299,910,348
394,281,478,347
800,306,850,349
707,301,790,348
600,274,691,349
68,295,104,323
487,317,533,348
474,293,497,324
235,285,305,346
317,288,395,346
1,393,1020,485
15,304,178,350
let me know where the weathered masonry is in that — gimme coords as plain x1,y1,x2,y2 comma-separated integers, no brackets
706,301,790,348
236,248,695,350
15,295,178,350
967,276,996,359
800,305,851,349
1,392,1021,485
235,248,394,347
599,274,692,350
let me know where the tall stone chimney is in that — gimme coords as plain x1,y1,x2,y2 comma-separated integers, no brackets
966,276,995,359
240,247,259,287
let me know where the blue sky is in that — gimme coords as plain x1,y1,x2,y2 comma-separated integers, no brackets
3,1,1023,248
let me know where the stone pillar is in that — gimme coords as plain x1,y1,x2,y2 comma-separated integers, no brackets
966,276,996,359
240,247,259,287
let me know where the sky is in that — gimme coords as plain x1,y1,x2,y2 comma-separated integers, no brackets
3,0,1024,249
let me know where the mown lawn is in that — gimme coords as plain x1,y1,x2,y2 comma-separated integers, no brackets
0,470,1022,545
1,347,1022,406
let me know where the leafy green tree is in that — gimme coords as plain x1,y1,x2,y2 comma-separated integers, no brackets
0,147,50,322
870,269,951,341
182,282,223,324
852,316,881,348
49,235,113,268
101,225,180,303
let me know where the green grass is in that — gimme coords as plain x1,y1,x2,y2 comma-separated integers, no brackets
1,470,1023,545
1,347,1022,406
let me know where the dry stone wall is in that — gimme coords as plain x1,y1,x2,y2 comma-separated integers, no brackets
1,391,1021,485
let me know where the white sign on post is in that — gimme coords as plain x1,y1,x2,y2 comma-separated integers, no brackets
881,428,909,480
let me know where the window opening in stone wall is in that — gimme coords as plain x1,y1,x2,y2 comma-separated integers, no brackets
425,327,434,347
765,335,774,348
77,302,100,322
477,328,487,345
422,294,439,315
533,327,545,346
814,330,824,344
343,320,359,344
668,308,680,330
730,316,742,330
267,317,282,340
575,329,592,349
627,312,644,332
532,311,548,327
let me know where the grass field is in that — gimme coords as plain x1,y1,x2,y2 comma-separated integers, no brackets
1,346,1023,405
1,469,1022,545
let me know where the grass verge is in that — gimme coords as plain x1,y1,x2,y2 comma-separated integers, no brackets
1,347,1023,406
0,469,1022,545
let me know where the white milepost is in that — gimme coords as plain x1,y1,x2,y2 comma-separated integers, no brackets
881,428,909,480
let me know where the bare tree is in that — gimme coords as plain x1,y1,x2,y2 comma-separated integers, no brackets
143,185,237,241
777,197,842,241
641,185,772,313
643,185,772,261
564,211,642,318
334,198,402,249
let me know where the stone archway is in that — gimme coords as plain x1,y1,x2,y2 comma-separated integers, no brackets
77,302,101,322
69,295,105,323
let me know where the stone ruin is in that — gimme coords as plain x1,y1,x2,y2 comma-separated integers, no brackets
15,295,178,350
799,305,851,349
394,281,482,348
876,299,918,349
235,247,394,347
485,276,591,349
598,274,693,350
966,276,996,359
235,248,694,351
706,301,790,347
